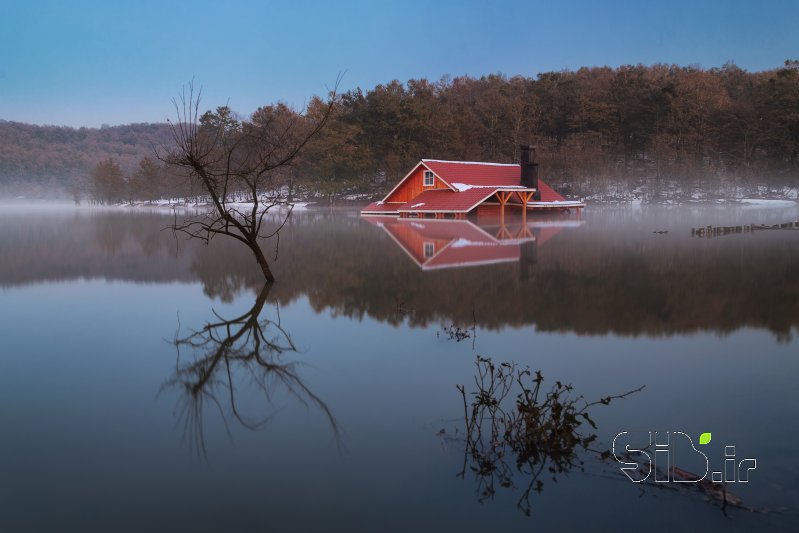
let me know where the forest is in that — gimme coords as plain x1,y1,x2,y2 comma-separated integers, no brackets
1,61,797,202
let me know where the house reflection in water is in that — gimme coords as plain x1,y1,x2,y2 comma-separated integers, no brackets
363,216,584,276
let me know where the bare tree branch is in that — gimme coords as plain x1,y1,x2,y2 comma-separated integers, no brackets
159,78,341,282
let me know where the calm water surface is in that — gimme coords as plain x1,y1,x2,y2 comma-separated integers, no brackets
0,203,798,532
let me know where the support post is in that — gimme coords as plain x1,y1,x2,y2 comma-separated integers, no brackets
519,191,533,225
498,191,511,227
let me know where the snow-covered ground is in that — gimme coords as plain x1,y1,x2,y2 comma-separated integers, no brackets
579,182,798,207
118,199,312,211
33,181,794,210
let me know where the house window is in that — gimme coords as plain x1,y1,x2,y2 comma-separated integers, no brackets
423,242,435,258
423,170,435,187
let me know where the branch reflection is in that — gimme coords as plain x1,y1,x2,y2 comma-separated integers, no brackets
164,282,338,455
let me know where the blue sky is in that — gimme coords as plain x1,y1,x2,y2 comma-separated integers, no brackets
0,0,796,127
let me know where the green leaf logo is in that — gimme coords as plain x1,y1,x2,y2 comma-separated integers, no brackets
699,432,712,445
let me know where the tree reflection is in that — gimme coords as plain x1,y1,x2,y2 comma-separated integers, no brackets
3,210,799,338
456,356,643,515
164,282,337,455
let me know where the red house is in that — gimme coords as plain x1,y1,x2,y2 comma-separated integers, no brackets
361,146,584,219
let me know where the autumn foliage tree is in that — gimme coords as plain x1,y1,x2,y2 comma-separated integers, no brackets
128,157,164,202
302,61,799,197
89,158,125,204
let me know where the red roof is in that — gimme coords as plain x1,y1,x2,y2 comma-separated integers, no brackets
361,201,403,214
421,160,566,202
536,180,566,202
422,160,522,188
396,188,496,213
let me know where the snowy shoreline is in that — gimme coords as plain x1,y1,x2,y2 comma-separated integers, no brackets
118,198,797,211
1,197,796,212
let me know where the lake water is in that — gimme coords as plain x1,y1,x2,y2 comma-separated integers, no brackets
0,203,797,532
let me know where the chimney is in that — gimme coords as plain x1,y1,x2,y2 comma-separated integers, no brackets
520,145,540,200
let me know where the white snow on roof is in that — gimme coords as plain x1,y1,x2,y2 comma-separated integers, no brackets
410,202,425,208
422,159,518,167
451,182,527,191
450,238,497,248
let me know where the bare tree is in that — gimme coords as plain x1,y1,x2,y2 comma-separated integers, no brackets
160,81,339,282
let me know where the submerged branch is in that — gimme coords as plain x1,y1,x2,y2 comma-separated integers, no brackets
456,356,644,516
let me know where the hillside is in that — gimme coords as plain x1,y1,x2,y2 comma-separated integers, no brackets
0,120,172,197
